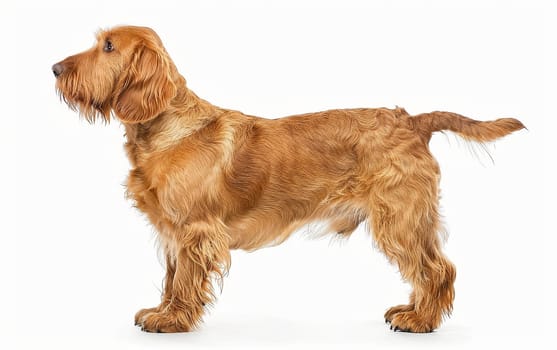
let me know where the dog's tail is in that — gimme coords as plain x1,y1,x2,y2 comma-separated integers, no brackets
413,111,525,142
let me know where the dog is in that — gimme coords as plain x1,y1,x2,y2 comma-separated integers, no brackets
52,25,524,333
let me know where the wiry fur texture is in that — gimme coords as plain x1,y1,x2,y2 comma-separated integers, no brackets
53,26,525,333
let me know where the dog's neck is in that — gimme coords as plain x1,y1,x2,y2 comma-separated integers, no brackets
123,84,219,167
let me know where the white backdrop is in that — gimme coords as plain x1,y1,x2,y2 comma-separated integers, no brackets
7,1,555,349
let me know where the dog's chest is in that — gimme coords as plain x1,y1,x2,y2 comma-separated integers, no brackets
125,141,224,226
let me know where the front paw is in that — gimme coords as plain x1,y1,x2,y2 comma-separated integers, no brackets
384,303,415,323
134,307,160,326
389,310,436,333
137,309,192,333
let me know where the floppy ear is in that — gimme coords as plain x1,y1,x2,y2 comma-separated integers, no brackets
113,45,177,123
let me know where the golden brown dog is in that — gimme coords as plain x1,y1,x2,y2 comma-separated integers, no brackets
52,26,524,333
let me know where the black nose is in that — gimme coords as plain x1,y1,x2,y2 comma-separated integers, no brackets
52,63,64,77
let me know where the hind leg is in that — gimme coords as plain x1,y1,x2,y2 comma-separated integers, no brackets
370,173,456,332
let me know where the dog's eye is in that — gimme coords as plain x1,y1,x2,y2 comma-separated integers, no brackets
103,40,114,52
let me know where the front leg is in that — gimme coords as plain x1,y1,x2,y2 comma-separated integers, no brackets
134,254,176,325
137,223,231,333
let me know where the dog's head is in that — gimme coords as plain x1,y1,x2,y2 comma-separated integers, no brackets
52,26,177,124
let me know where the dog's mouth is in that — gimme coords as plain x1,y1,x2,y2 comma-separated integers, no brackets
56,87,111,124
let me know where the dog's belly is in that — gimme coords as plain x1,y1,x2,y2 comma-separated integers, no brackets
225,200,367,250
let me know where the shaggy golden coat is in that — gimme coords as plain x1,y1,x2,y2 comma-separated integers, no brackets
53,26,524,333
